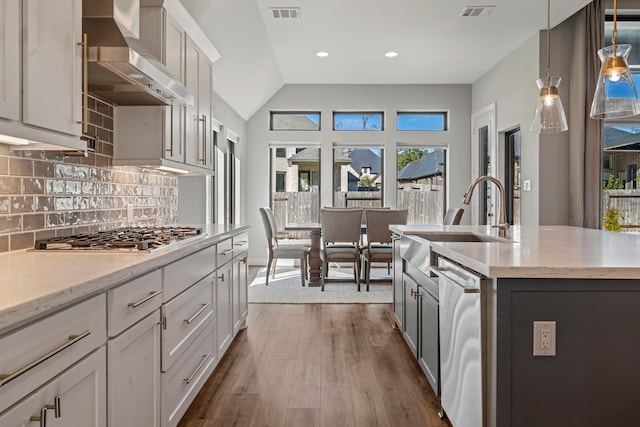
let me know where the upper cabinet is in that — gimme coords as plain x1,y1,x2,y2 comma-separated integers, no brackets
184,36,213,170
0,0,20,121
0,0,86,151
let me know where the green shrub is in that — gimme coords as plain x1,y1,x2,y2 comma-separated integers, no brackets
603,208,622,232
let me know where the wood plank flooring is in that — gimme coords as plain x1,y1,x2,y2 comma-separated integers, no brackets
178,303,451,427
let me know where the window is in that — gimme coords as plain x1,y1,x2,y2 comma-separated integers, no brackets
269,146,320,241
397,112,448,131
396,147,446,224
333,146,383,207
602,15,640,232
333,112,384,131
270,112,320,131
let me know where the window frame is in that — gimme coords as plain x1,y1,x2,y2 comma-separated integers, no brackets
396,111,449,131
269,111,321,131
332,111,385,131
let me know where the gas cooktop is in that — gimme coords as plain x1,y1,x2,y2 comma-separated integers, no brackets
33,226,204,252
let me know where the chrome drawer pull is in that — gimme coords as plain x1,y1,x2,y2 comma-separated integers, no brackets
217,273,225,281
30,407,47,427
185,302,211,324
0,331,90,387
234,240,247,246
184,352,212,384
128,290,163,309
220,248,234,255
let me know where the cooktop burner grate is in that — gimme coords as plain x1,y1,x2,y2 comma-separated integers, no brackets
33,226,204,251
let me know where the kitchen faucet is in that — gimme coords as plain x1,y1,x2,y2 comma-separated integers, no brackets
462,175,510,237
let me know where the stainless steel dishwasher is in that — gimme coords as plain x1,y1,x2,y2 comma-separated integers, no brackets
435,257,487,427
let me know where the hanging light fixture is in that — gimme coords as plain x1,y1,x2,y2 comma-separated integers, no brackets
531,0,568,133
590,0,640,119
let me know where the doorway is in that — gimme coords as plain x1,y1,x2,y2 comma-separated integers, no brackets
504,128,521,225
471,103,497,226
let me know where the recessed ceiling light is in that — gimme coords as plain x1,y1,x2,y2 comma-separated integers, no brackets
385,51,399,58
316,51,329,57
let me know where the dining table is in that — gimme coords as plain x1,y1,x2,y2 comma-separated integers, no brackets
284,222,367,287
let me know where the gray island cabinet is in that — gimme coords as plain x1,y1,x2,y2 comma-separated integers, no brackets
390,225,640,427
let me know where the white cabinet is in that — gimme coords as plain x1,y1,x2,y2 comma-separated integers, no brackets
216,260,233,356
108,312,160,427
232,252,248,335
106,270,162,427
0,0,20,121
0,348,106,427
184,36,213,170
0,0,85,150
22,0,82,137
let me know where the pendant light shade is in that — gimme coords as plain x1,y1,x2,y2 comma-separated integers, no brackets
590,44,640,118
530,0,568,134
590,0,640,119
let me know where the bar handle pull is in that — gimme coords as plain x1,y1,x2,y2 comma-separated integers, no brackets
128,290,163,309
185,302,211,324
184,352,212,384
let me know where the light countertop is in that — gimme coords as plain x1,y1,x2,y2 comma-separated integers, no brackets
390,225,640,279
0,224,249,334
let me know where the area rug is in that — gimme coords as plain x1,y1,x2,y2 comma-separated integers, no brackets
248,267,392,304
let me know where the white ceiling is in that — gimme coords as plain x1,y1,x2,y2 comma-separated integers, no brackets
180,0,593,120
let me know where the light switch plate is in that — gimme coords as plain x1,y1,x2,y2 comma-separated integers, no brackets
523,180,532,191
533,321,556,356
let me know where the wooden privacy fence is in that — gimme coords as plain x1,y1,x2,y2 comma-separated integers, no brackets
603,189,640,231
272,187,444,240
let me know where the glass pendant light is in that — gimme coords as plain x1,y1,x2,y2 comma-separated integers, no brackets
590,0,640,119
531,0,568,133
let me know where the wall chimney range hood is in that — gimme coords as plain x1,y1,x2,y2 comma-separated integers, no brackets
82,0,194,106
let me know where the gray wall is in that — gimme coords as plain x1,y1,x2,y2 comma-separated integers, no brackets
472,29,571,226
245,84,472,264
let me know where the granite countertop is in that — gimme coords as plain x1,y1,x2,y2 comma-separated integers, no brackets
390,225,640,279
0,224,249,334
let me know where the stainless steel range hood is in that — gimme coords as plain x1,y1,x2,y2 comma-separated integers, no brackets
83,0,194,106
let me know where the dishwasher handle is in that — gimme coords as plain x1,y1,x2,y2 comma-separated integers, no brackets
431,266,480,294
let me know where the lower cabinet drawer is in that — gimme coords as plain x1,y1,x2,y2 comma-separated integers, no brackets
0,347,106,427
0,294,107,411
108,269,163,337
161,273,215,372
163,246,216,302
161,323,217,427
216,238,233,270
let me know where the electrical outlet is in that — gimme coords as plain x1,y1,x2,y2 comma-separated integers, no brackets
533,321,556,356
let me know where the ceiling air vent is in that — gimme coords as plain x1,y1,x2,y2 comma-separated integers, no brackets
460,6,496,17
271,7,300,19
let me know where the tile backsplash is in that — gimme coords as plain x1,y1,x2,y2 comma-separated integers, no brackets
0,95,178,252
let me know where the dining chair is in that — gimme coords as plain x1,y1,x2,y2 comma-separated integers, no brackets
259,207,310,286
320,207,363,291
443,207,464,225
361,209,408,290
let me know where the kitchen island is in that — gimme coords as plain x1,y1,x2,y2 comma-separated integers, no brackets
0,224,249,427
390,225,640,427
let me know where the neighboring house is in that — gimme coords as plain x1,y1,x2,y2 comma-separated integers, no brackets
285,147,352,192
603,127,640,188
342,148,382,191
397,149,445,188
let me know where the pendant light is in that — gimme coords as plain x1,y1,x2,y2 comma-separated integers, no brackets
531,0,568,134
590,0,640,119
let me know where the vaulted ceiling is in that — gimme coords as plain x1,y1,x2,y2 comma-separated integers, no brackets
180,0,594,120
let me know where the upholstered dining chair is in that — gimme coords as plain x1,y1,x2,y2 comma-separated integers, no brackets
320,207,363,291
361,209,408,290
443,207,464,225
259,207,310,286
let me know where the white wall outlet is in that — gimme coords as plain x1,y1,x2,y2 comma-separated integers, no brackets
127,204,134,224
523,180,532,192
533,321,556,356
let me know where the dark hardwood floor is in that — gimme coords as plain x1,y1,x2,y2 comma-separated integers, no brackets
178,302,452,427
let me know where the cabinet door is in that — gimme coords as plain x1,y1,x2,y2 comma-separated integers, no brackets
418,285,439,396
198,54,213,170
108,311,161,427
403,273,419,358
23,0,82,136
392,236,403,329
0,348,106,427
164,15,184,163
0,0,20,120
184,38,200,166
232,252,248,335
216,262,233,357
